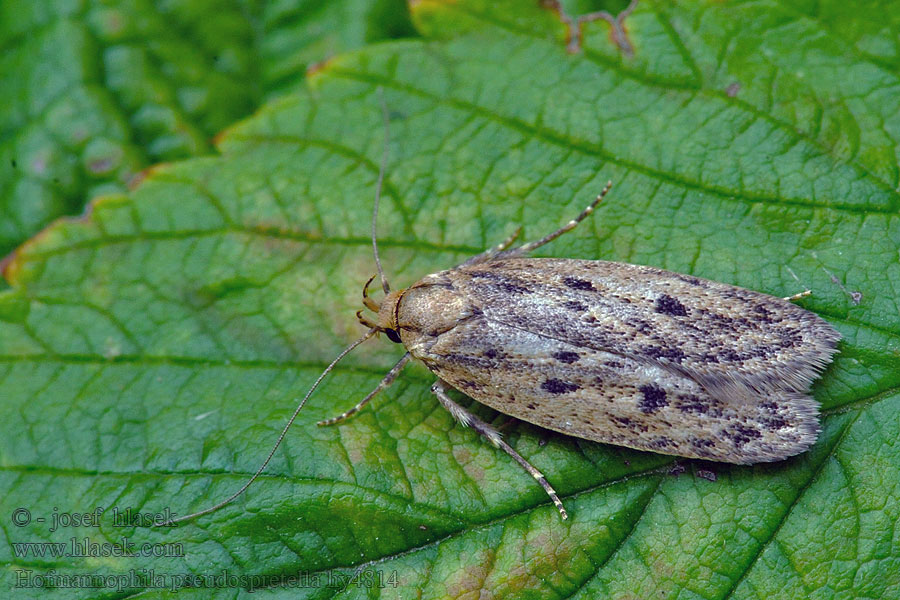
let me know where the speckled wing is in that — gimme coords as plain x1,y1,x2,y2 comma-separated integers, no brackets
416,307,820,462
452,258,840,400
408,258,839,463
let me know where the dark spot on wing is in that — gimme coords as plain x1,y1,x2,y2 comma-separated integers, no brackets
649,437,675,449
728,424,761,445
541,378,579,394
644,345,686,362
563,300,587,312
752,303,774,323
719,349,742,362
611,415,646,432
484,348,498,359
469,270,532,295
638,384,668,413
632,319,653,334
551,351,580,364
677,395,709,415
673,273,705,287
690,438,717,458
500,282,530,294
563,276,594,291
778,329,803,348
719,345,774,362
766,416,788,429
444,354,491,368
655,294,687,316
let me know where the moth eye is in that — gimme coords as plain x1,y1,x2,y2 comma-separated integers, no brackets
385,328,402,344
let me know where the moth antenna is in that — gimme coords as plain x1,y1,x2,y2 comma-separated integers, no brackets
372,86,391,294
159,328,378,526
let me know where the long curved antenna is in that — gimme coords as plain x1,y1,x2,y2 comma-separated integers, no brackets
160,328,378,526
372,86,391,294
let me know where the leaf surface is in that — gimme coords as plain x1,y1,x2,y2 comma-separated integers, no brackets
0,0,413,256
1,1,898,598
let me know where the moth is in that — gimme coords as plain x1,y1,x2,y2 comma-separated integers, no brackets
167,101,840,525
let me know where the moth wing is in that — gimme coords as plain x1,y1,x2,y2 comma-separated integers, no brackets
417,315,818,463
453,258,840,399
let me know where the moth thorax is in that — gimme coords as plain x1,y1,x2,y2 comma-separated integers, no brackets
395,283,471,338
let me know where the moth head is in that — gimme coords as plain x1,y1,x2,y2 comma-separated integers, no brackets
357,274,405,343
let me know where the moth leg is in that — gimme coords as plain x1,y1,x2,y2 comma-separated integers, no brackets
784,290,811,302
501,180,613,258
456,226,522,268
430,379,568,520
317,352,411,426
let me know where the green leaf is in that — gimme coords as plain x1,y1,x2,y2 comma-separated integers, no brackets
0,0,414,257
2,0,899,597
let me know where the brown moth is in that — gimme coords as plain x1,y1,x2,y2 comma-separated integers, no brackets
341,184,841,519
167,95,840,524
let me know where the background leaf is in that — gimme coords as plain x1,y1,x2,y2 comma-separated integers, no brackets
2,0,899,598
0,0,414,258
